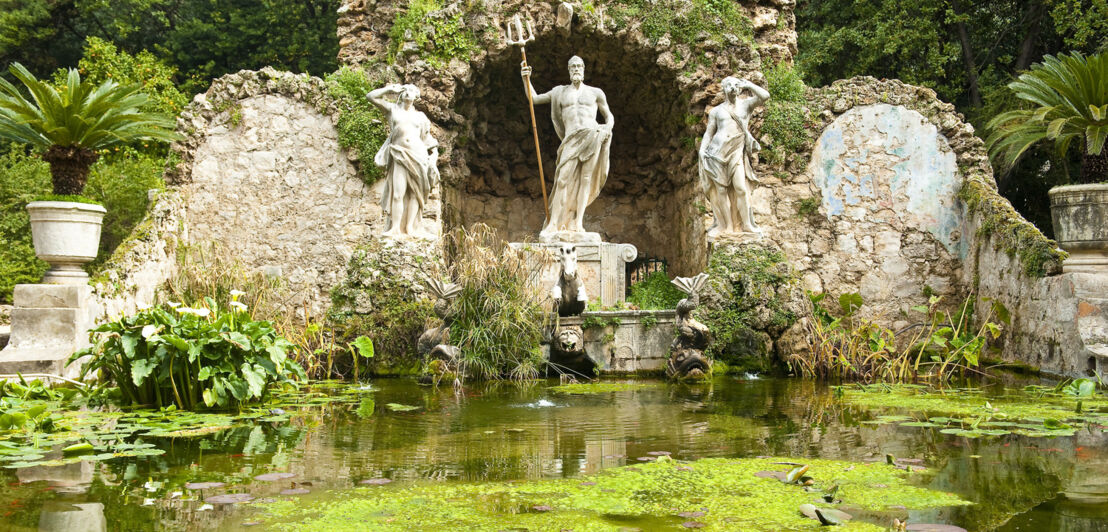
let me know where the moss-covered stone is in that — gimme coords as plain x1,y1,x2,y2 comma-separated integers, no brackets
699,242,804,371
958,177,1065,278
328,238,443,372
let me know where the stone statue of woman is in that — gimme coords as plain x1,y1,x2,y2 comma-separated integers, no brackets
699,76,770,238
368,83,439,238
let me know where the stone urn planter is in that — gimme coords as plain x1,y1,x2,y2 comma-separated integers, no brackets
1050,184,1108,273
26,201,106,284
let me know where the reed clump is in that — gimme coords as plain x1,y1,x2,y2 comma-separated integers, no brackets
792,292,1009,383
443,224,549,381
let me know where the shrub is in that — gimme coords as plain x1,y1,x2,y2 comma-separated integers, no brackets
627,270,685,310
445,225,548,381
793,292,1009,382
0,147,49,302
761,61,809,163
325,66,392,185
67,37,188,122
74,295,305,410
84,147,166,263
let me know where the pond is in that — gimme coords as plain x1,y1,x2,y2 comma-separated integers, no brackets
1,377,1106,531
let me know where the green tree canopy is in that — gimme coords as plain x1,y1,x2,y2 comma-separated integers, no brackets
0,0,339,94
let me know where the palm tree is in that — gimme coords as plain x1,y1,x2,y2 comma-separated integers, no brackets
0,62,180,196
987,51,1107,184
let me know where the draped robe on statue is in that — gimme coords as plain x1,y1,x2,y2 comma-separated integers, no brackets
699,104,761,233
542,85,612,234
374,112,437,230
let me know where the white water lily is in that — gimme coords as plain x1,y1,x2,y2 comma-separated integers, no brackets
176,307,212,317
136,302,152,311
230,301,248,312
166,301,181,308
230,289,245,297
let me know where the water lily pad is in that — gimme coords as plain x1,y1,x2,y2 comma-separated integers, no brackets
205,493,255,504
186,482,225,490
385,403,420,412
61,442,93,456
254,472,296,482
785,465,809,483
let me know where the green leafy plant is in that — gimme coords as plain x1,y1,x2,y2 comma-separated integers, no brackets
0,146,49,302
349,336,375,382
761,61,810,164
986,51,1107,184
325,66,392,185
0,63,179,196
796,292,1009,382
72,294,305,410
627,270,685,310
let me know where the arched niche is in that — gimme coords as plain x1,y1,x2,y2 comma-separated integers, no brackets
443,30,709,276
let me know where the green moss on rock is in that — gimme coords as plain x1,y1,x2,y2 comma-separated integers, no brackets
328,239,442,371
958,177,1065,277
387,0,479,67
700,243,802,370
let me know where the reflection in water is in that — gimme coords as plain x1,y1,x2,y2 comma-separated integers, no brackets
0,377,1103,531
38,502,105,532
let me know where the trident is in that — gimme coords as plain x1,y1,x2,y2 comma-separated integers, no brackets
502,13,549,219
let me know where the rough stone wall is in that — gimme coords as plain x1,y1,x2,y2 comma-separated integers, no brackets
968,226,1107,376
90,190,186,321
763,76,1097,377
742,79,980,321
167,68,390,317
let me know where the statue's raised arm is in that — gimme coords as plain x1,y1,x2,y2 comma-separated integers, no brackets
521,64,552,105
368,84,403,112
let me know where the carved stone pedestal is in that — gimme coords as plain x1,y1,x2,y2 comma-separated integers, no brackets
0,284,94,380
512,241,638,307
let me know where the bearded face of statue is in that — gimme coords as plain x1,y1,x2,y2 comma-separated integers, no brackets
568,58,585,83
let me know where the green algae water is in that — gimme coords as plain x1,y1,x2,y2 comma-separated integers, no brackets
0,377,1105,531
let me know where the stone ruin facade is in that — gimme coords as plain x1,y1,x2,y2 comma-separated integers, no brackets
69,0,1104,378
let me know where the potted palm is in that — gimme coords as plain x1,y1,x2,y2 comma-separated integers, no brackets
987,52,1107,273
0,63,179,283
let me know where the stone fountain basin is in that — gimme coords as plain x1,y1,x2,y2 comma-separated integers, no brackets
548,310,676,373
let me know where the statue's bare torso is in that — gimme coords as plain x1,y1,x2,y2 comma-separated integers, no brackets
553,84,605,134
388,108,428,151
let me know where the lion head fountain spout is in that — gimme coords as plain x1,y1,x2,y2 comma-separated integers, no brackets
667,273,713,379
